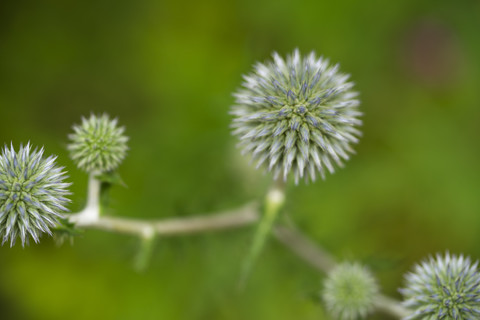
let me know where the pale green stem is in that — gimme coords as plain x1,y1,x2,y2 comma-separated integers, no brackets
134,227,156,272
273,226,409,319
77,202,259,236
273,225,336,272
374,295,410,319
239,180,286,288
69,173,101,225
67,176,408,318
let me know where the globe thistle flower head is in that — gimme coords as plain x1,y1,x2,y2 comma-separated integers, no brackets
231,49,362,184
400,252,480,320
0,143,71,246
68,114,128,173
322,262,378,320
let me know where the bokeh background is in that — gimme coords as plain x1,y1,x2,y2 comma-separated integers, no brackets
1,0,480,319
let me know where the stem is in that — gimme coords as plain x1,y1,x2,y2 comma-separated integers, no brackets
69,173,101,224
75,202,259,236
273,225,336,273
273,226,409,319
67,175,408,317
239,180,286,287
134,227,156,272
374,295,410,319
85,173,101,213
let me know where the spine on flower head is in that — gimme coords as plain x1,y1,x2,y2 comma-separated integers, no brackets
0,143,71,246
231,49,362,184
68,114,129,174
400,252,480,320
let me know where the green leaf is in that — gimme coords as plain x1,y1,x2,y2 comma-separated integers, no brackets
52,217,83,246
95,171,127,187
95,171,127,210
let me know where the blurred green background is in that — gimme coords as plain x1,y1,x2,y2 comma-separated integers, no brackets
1,0,480,319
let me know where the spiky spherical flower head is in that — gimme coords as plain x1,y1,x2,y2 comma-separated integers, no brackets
231,49,362,184
0,144,71,246
322,262,378,320
400,252,480,320
68,114,128,173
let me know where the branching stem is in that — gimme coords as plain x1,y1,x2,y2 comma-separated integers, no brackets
274,226,409,319
72,202,259,236
67,176,409,319
69,174,101,224
239,180,287,286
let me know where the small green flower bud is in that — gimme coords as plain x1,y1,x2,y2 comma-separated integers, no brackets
400,252,480,319
231,49,362,184
322,262,378,320
0,143,71,246
68,114,128,173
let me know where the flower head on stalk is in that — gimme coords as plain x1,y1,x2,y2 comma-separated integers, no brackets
231,49,362,183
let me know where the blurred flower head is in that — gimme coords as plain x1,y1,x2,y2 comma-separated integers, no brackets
0,143,70,246
68,114,128,173
322,262,378,320
231,49,362,184
400,252,480,319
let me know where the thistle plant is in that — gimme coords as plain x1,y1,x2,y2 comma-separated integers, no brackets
0,143,70,246
68,114,128,173
231,49,362,184
400,252,480,320
3,50,470,320
234,50,362,285
322,262,379,320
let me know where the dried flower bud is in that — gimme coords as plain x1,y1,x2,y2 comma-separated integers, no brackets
231,49,362,183
0,143,71,246
68,114,128,173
